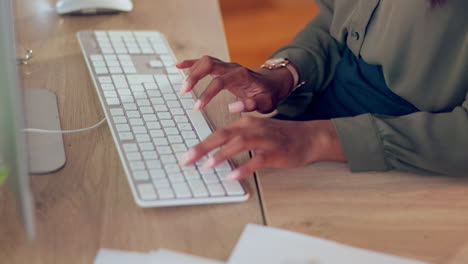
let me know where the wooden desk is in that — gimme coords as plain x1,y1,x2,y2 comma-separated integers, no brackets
258,163,468,264
0,0,263,263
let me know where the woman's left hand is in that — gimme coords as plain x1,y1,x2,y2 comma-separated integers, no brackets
178,116,347,181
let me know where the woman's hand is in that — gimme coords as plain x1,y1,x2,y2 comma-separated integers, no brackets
179,116,347,181
176,56,295,114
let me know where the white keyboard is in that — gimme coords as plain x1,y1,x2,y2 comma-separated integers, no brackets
77,30,249,207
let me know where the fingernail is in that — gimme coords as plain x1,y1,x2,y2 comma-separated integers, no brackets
228,101,245,113
226,170,241,181
180,80,189,96
193,100,202,112
202,157,216,170
179,149,197,166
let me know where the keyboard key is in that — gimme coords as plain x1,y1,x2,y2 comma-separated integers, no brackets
164,127,179,135
181,131,197,139
149,60,163,68
170,108,185,116
156,188,175,199
168,135,183,144
154,137,169,146
157,146,172,155
188,179,209,198
123,103,137,110
144,82,158,90
158,112,172,120
172,182,192,198
140,107,154,114
98,76,112,83
127,111,141,118
161,155,177,164
123,143,138,152
116,124,130,132
139,142,155,151
146,122,161,130
149,168,166,179
184,168,201,180
121,96,134,103
153,105,168,112
95,67,109,74
168,173,185,183
165,164,181,173
129,118,144,126
142,151,158,160
146,160,162,169
150,130,164,138
143,114,157,122
106,97,120,106
130,161,146,171
206,183,225,196
153,178,171,188
133,171,149,181
136,134,151,143
161,120,175,127
222,181,245,196
137,183,157,200
113,116,127,124
119,132,134,141
147,90,161,97
202,173,219,184
133,126,147,134
126,152,142,161
172,143,187,153
110,108,124,116
137,99,151,106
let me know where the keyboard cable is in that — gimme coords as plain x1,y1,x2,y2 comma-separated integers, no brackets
22,118,107,134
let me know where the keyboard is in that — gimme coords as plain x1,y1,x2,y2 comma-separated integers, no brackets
77,30,249,207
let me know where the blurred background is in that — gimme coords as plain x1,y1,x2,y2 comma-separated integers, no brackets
220,0,318,69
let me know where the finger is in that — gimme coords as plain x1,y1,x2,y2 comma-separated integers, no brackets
182,56,229,96
194,69,247,111
225,153,269,181
201,135,263,170
178,127,241,166
176,59,198,69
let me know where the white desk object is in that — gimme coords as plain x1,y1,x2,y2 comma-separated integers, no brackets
228,224,428,264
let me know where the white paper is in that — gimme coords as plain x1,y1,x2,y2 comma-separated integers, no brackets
228,224,429,264
150,249,224,264
94,249,151,264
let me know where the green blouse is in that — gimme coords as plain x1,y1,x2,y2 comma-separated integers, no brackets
271,0,468,175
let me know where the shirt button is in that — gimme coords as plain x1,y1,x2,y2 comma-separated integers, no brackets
352,32,360,40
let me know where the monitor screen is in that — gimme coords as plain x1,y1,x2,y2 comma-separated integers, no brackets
0,0,36,240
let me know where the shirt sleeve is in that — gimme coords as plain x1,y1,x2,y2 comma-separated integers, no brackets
332,92,468,175
270,0,343,119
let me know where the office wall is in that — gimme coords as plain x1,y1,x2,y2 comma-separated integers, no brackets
220,0,318,68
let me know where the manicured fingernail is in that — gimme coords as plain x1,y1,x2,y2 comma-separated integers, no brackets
179,149,197,166
228,101,245,113
202,157,216,170
180,80,189,96
193,100,202,111
226,170,241,181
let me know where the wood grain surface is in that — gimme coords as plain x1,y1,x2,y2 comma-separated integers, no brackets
0,0,263,263
257,162,468,264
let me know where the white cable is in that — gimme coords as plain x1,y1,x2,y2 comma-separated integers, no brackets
22,118,107,134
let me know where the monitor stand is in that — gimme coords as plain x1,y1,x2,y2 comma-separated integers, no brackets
23,88,66,174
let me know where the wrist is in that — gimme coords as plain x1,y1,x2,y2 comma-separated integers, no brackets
305,120,347,163
257,67,295,101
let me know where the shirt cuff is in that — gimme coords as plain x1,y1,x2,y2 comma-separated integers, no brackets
332,114,391,172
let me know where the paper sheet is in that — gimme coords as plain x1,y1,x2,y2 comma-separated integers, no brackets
150,249,224,264
94,248,224,264
228,224,429,264
94,249,151,264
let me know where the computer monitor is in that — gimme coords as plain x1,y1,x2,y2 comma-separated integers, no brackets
0,0,35,240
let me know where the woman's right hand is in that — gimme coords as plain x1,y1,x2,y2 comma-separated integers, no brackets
176,56,296,114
